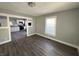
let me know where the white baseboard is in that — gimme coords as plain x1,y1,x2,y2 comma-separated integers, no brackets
35,33,79,49
27,33,36,36
0,40,11,45
77,49,79,56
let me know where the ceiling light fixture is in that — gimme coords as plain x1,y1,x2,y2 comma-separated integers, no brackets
28,2,36,7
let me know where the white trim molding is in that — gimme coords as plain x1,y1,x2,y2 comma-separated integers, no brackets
27,33,36,36
0,40,11,45
78,49,79,56
36,33,79,50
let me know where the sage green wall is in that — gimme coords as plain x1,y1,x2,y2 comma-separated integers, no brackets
35,8,79,46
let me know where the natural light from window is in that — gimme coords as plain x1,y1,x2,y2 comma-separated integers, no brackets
45,16,56,37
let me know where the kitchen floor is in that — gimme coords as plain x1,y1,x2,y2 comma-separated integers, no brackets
11,31,27,41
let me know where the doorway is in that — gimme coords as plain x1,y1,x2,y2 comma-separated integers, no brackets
9,17,27,41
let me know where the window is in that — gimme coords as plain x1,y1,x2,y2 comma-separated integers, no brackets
45,16,56,37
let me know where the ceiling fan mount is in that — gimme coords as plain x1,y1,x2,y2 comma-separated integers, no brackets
28,2,36,7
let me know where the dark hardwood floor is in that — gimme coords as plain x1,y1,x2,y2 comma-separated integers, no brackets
0,34,78,56
11,31,27,41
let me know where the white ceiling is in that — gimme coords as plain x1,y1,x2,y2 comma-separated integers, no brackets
0,2,79,16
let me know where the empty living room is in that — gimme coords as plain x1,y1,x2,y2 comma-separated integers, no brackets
0,1,79,57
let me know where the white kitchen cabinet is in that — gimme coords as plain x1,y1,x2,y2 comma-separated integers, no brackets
11,26,19,32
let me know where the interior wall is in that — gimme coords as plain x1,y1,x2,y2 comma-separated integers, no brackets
32,17,37,34
0,28,9,43
35,8,79,47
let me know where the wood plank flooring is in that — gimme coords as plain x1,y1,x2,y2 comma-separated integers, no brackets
0,34,78,56
11,31,27,41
